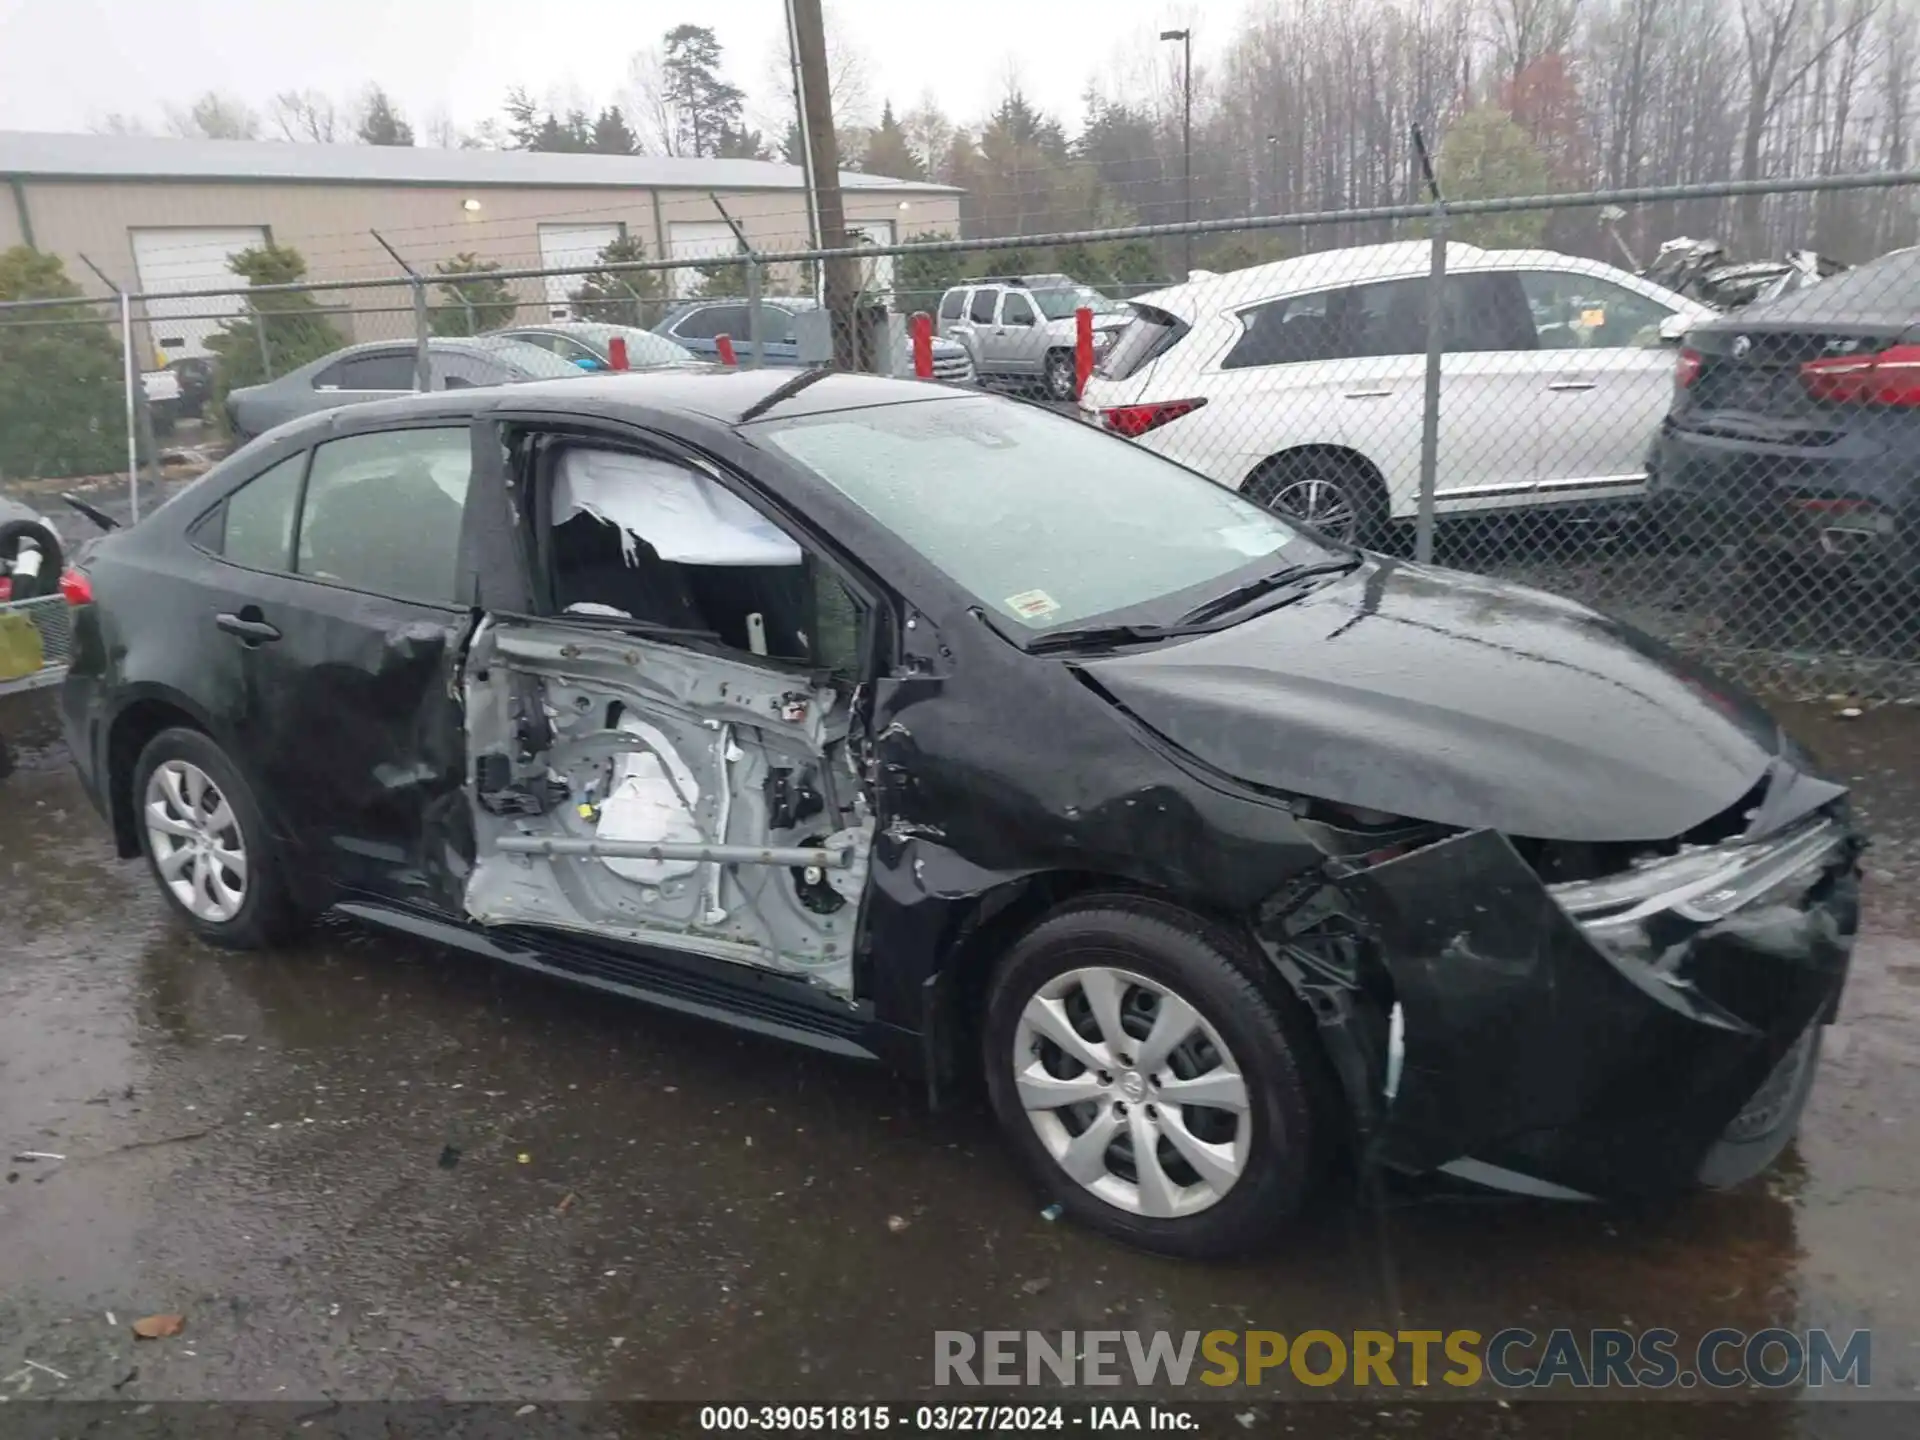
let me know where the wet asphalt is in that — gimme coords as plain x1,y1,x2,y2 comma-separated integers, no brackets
3,691,1920,1428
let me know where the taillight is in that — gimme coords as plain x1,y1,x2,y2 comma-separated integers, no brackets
59,568,93,605
1098,398,1207,438
1675,347,1703,389
1800,343,1920,406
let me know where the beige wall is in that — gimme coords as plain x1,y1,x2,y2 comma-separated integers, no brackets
14,176,959,301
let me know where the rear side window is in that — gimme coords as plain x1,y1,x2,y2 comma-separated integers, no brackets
969,289,999,323
217,453,306,571
671,307,722,340
316,351,414,390
297,427,473,605
1223,290,1340,369
938,289,966,321
1001,293,1037,326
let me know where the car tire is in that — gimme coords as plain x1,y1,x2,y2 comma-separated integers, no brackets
132,727,301,950
1044,349,1077,402
982,898,1323,1258
1695,1026,1823,1189
1243,452,1389,549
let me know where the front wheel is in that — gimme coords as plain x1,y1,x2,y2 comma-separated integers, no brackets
983,900,1323,1257
133,727,301,949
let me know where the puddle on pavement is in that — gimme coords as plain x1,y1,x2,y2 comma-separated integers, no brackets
3,719,1918,1404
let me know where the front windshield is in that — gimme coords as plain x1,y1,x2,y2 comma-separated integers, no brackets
757,396,1329,632
1030,286,1123,320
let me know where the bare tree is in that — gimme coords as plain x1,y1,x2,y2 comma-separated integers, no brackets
270,90,340,143
163,91,262,140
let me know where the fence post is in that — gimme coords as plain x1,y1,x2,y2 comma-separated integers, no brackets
910,312,933,378
607,335,630,371
118,290,140,524
1412,126,1446,566
1075,306,1094,399
744,258,766,371
715,334,738,367
371,230,430,392
249,298,272,375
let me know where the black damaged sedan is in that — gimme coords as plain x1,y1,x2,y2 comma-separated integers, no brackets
62,370,1859,1256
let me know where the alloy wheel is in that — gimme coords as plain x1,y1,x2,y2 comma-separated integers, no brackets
1045,352,1076,401
1250,471,1361,541
144,758,248,924
1012,966,1251,1217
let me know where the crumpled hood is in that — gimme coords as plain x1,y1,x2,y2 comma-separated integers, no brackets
1083,558,1833,843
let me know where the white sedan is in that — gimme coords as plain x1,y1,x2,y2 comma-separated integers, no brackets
1079,242,1712,544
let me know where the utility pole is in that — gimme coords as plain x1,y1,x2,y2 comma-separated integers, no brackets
789,0,860,369
1161,28,1193,277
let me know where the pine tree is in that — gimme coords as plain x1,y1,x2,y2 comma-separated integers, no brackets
859,102,923,180
430,254,517,335
204,244,347,429
661,24,745,158
569,234,665,327
715,125,771,160
592,107,639,155
0,248,123,481
357,86,415,146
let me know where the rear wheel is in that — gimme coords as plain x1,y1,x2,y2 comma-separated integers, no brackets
1243,452,1388,548
133,727,300,949
983,900,1323,1257
1044,349,1077,402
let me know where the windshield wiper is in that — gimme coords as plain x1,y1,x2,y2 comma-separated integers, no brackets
1022,621,1207,655
1175,557,1361,627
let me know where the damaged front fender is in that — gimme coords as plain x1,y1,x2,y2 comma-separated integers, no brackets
1328,824,1857,1198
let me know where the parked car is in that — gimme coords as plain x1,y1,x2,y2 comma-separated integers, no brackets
655,296,976,384
488,320,698,371
1648,245,1920,581
1643,237,1847,311
225,337,590,440
1078,242,1712,544
63,370,1858,1256
936,274,1132,400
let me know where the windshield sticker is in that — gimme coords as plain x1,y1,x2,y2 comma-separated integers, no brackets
1005,589,1061,621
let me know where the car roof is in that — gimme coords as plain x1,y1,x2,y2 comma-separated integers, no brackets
1126,241,1701,318
266,367,961,437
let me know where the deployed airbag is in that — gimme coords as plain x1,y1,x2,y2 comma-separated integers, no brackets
553,448,802,566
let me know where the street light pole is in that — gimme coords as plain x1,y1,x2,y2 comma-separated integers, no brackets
1161,28,1192,277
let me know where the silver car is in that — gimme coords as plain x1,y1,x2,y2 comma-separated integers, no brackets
225,337,588,440
936,275,1131,400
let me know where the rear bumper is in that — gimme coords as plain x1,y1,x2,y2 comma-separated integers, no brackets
1648,418,1920,579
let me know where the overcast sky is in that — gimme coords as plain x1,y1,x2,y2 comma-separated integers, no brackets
0,0,1220,141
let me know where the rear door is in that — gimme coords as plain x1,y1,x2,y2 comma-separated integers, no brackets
185,422,480,908
312,348,419,408
953,286,1000,370
1516,268,1683,501
459,428,878,997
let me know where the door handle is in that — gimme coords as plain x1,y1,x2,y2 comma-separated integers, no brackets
1342,388,1394,399
216,610,281,645
1547,380,1598,392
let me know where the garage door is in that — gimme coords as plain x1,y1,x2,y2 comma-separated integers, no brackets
132,227,268,361
537,223,625,319
668,221,741,299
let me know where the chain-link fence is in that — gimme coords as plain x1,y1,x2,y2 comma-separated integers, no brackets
3,169,1918,700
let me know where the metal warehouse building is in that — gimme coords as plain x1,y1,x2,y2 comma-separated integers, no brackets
0,130,961,355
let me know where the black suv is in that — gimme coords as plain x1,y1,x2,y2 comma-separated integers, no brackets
62,370,1858,1256
1649,245,1920,583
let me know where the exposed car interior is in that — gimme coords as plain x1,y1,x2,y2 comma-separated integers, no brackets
461,436,875,994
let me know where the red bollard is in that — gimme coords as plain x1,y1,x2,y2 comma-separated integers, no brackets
607,335,629,371
1075,307,1094,399
910,311,934,378
715,333,738,367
